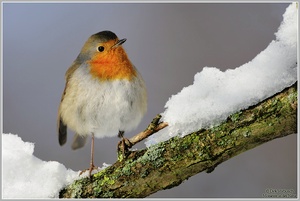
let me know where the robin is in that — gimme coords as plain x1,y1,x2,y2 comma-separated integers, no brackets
57,30,147,177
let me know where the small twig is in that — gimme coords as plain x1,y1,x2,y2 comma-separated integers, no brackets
117,114,168,159
129,116,168,146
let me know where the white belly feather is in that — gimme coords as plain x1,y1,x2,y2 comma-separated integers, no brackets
59,66,147,138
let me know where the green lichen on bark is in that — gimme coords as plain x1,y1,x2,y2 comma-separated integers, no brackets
59,82,297,198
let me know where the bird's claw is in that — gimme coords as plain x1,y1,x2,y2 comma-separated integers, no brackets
117,137,132,160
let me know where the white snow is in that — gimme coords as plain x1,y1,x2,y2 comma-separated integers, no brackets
145,3,298,146
2,133,110,198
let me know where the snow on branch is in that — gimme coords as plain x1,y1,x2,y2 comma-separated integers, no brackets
60,83,297,198
146,3,297,146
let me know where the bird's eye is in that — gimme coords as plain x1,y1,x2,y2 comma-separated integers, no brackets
97,46,105,52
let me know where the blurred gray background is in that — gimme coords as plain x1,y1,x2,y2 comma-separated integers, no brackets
3,2,297,198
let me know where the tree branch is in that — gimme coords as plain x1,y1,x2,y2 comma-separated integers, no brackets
59,82,297,198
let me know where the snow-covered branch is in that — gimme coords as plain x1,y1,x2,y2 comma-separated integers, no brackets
59,82,297,198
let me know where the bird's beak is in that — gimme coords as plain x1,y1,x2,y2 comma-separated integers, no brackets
112,38,127,48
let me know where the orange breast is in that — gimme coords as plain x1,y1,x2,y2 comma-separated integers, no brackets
88,48,137,81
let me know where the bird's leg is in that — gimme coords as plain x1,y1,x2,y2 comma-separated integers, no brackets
117,130,132,159
79,133,98,178
89,133,96,178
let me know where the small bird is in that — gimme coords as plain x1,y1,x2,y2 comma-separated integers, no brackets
57,31,147,177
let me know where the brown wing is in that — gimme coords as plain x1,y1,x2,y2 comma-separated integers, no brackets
58,117,67,146
57,62,80,146
57,84,68,146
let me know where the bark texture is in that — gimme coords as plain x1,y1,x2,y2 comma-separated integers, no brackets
60,82,297,198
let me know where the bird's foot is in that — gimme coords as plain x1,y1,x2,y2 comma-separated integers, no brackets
117,137,132,161
79,164,99,179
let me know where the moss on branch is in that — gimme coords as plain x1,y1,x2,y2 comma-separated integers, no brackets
60,82,297,198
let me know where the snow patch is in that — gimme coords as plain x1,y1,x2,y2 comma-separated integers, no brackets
2,133,110,198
